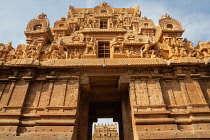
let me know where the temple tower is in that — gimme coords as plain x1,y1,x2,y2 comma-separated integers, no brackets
0,2,210,140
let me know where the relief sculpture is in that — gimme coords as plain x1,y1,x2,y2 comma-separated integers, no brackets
1,3,210,139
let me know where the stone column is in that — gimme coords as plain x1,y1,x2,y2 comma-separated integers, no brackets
21,76,33,108
177,74,191,105
5,76,17,106
129,75,139,140
153,77,165,106
0,79,8,105
190,74,208,105
33,80,44,109
77,92,89,140
59,76,70,106
165,79,176,106
121,91,133,140
45,76,56,107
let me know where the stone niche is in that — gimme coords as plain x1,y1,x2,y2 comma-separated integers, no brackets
0,2,210,140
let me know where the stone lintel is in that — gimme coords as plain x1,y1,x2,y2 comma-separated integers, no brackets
135,118,175,125
36,77,46,81
176,74,186,79
162,76,174,80
190,74,201,79
22,76,33,82
46,76,57,81
134,111,170,115
0,78,9,83
151,74,163,78
35,120,75,125
8,76,18,81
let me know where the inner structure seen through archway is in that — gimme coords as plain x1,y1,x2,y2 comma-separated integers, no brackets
77,76,133,140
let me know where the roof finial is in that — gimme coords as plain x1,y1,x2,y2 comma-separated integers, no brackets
38,12,47,19
161,13,171,19
100,1,108,8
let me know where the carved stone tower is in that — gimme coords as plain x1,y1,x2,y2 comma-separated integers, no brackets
0,2,210,140
92,124,119,140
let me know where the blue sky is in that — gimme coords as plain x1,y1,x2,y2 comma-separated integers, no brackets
0,0,210,48
0,0,210,131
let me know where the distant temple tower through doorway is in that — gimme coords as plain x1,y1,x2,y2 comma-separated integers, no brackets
92,124,119,140
0,2,210,140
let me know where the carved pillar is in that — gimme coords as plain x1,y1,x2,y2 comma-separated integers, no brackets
76,76,89,140
77,91,89,140
177,74,191,105
45,75,56,107
165,79,176,106
190,74,208,105
33,79,44,108
199,76,210,106
135,78,150,106
71,76,80,140
129,75,174,139
121,91,133,140
153,77,165,106
0,79,9,106
129,76,137,108
72,76,80,108
4,77,17,107
59,76,69,106
21,75,33,108
129,76,138,140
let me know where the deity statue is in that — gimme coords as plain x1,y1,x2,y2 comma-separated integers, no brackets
140,43,156,58
85,37,95,54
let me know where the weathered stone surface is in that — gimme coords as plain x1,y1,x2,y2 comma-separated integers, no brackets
0,2,210,140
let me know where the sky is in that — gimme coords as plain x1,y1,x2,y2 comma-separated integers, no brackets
0,0,210,48
0,0,209,133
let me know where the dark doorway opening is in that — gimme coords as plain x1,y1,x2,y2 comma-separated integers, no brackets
88,102,124,140
77,76,133,139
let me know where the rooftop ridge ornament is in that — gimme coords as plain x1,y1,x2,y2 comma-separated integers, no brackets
1,3,210,140
161,13,171,19
100,1,108,8
38,12,47,19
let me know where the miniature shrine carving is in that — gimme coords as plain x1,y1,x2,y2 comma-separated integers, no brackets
0,2,210,140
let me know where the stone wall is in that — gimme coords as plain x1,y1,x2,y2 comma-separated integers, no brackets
0,68,79,140
0,2,210,140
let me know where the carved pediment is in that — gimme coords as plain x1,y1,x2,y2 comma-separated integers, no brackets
26,13,50,32
61,32,85,46
159,14,183,31
139,17,155,28
54,17,68,29
124,32,150,45
94,2,114,16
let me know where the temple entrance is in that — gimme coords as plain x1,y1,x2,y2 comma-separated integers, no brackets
88,102,123,139
77,76,133,140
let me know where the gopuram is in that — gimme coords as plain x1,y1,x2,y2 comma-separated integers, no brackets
92,124,119,139
0,2,210,140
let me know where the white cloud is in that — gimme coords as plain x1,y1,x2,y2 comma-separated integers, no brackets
86,0,97,8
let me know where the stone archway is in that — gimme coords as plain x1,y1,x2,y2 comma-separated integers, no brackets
77,76,133,140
